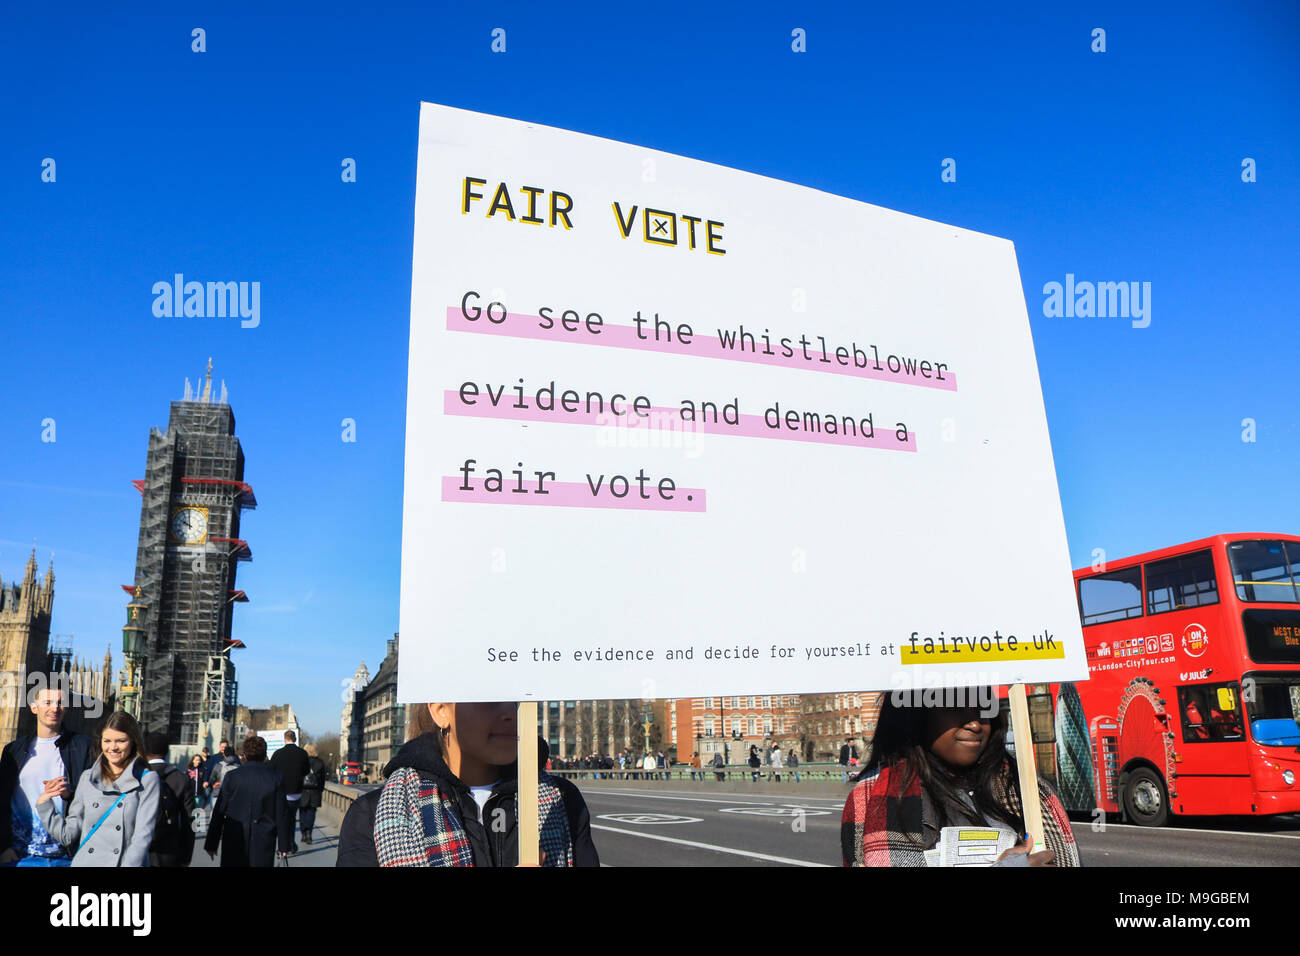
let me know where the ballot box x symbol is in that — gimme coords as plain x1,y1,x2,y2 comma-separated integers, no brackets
643,208,677,245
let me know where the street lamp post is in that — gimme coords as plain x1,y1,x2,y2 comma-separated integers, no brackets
719,695,726,765
121,591,148,722
640,702,653,754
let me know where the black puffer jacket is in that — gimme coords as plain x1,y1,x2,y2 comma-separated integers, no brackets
336,734,599,867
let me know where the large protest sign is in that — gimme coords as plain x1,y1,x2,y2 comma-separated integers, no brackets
398,102,1088,704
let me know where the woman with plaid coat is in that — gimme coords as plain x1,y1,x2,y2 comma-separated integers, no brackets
841,692,1080,867
338,701,599,867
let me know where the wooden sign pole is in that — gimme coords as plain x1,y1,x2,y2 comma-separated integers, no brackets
517,701,540,866
1007,683,1045,854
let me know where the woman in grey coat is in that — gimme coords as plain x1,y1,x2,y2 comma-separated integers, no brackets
37,712,159,867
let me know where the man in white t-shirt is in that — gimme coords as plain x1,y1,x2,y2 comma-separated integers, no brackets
0,685,94,866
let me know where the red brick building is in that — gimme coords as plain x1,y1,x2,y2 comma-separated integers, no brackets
799,692,885,762
543,692,885,765
672,695,805,766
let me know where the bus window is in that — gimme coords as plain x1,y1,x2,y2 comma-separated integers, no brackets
1242,673,1300,745
1176,683,1245,742
1078,566,1144,626
1145,550,1219,615
1228,540,1300,603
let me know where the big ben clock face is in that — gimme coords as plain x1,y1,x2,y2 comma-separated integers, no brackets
170,507,209,545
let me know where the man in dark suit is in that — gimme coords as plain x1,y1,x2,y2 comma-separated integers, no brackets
204,733,288,867
269,729,310,854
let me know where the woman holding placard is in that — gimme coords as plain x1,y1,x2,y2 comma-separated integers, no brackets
840,694,1079,867
338,701,599,867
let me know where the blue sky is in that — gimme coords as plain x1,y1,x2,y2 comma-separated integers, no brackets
2,2,1297,737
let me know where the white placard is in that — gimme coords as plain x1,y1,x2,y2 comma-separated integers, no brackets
398,102,1088,703
259,730,289,758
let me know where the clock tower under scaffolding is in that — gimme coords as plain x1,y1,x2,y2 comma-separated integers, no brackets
125,360,256,749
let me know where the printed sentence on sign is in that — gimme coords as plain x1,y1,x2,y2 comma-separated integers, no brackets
457,293,951,381
455,380,894,438
485,644,873,663
458,460,683,500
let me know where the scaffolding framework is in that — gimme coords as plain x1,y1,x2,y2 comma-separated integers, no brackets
129,372,254,746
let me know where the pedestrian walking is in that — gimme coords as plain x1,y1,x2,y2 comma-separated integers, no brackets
787,748,801,783
207,742,241,801
186,753,209,834
642,751,656,780
840,695,1079,867
770,744,784,782
0,685,95,866
35,711,160,867
839,739,859,783
269,729,310,852
338,702,599,867
143,732,194,867
298,743,326,846
204,733,289,867
748,745,761,782
711,751,726,782
186,754,206,804
202,740,236,795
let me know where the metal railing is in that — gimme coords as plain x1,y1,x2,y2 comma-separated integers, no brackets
545,762,860,782
320,762,864,806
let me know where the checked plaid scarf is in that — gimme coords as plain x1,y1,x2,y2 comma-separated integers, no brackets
375,768,575,867
841,759,1080,867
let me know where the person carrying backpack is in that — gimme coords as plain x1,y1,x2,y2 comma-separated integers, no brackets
143,732,195,867
297,744,326,846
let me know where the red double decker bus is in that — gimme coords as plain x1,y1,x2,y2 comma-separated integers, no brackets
1014,533,1300,826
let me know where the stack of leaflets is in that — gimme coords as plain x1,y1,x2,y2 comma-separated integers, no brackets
923,826,1019,866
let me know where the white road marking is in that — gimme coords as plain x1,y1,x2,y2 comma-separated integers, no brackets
591,824,832,866
597,813,702,825
718,806,833,817
1091,822,1300,840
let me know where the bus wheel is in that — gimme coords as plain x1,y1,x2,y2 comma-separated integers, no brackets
1121,767,1168,827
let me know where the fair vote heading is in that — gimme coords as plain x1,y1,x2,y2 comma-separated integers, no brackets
461,177,727,256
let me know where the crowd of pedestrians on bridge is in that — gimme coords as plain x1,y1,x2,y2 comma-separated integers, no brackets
0,687,325,868
1,685,1077,868
547,749,672,779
